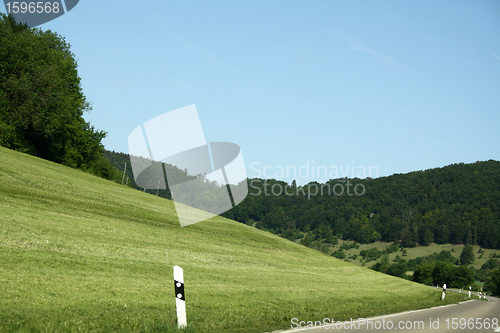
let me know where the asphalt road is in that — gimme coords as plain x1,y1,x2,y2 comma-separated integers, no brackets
279,296,500,333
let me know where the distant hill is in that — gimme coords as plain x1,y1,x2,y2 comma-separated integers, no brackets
104,151,500,249
223,160,500,249
104,150,173,199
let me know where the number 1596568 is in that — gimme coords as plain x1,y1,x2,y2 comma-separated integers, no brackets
5,2,60,14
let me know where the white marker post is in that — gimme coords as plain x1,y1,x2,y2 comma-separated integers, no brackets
469,286,471,298
173,266,187,329
441,283,447,301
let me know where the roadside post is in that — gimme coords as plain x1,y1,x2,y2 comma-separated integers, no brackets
174,266,187,328
441,283,446,301
469,286,471,298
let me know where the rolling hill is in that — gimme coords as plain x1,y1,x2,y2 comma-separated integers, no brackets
104,151,500,250
0,146,464,332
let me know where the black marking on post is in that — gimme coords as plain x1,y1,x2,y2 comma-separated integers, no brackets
174,280,185,301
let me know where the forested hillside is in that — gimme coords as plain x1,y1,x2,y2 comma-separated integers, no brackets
105,150,500,249
105,150,174,200
223,160,500,249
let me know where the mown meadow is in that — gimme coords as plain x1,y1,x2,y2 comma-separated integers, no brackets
0,146,464,332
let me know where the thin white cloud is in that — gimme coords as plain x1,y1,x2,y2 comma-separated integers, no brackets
348,40,401,66
169,32,234,69
493,52,500,62
323,31,410,73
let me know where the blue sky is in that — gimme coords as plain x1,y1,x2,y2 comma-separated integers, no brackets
10,0,500,184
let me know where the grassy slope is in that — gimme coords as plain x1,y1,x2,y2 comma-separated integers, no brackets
335,240,499,271
0,146,464,333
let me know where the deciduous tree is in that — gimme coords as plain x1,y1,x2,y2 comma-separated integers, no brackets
0,14,113,178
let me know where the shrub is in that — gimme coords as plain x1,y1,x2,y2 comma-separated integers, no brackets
485,270,500,296
383,244,399,254
387,263,407,278
360,247,382,260
332,251,346,259
413,263,435,285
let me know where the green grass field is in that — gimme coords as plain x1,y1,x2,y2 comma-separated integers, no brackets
0,146,466,332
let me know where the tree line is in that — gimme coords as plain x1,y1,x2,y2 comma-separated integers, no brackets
411,247,500,296
0,14,117,180
105,150,500,251
222,160,500,249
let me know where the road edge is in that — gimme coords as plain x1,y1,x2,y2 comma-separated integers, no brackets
268,299,479,333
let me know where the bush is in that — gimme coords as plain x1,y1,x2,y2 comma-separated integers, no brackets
339,242,358,251
88,155,120,181
360,247,382,260
283,228,302,241
429,262,474,289
481,258,500,270
300,232,314,247
449,265,474,289
485,270,500,296
407,257,423,271
332,251,346,259
432,262,454,286
387,263,407,278
413,263,435,285
393,255,407,265
383,244,399,254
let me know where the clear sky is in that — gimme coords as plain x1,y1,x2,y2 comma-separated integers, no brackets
10,0,500,185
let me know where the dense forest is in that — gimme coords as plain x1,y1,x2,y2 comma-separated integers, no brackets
105,150,500,250
104,150,174,199
223,160,500,249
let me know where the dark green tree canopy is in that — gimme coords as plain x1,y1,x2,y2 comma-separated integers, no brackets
220,160,500,249
485,270,500,296
460,244,475,265
0,13,110,176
